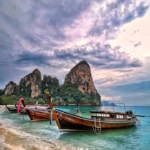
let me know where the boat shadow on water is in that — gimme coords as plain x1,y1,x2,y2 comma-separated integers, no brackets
58,125,138,137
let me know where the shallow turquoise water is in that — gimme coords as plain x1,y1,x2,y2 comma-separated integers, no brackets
0,106,150,150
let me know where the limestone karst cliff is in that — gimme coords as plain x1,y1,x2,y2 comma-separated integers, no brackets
2,60,101,105
64,60,101,104
19,69,42,98
41,75,59,96
4,81,17,95
64,60,97,94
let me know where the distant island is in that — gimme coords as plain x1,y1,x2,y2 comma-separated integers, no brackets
101,101,116,106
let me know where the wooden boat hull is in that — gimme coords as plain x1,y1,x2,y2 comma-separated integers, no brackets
5,106,17,113
26,108,55,121
54,109,137,131
43,89,139,132
19,110,27,115
5,104,23,113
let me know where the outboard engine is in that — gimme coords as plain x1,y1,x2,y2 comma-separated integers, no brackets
126,110,133,116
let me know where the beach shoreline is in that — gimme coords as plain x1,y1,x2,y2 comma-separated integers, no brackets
0,122,57,150
0,105,72,150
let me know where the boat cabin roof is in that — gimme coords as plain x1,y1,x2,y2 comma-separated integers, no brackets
90,110,126,115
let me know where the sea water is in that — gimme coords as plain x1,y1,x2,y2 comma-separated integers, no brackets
0,106,150,150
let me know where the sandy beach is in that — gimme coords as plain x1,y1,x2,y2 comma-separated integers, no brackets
0,106,72,150
0,123,57,150
0,123,82,150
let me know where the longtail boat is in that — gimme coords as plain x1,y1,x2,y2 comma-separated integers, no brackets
19,98,55,121
5,103,25,113
53,108,140,132
44,89,140,132
25,108,53,121
5,104,18,113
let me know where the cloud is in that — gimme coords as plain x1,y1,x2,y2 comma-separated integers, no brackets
0,0,92,54
0,0,149,107
136,2,149,17
34,0,91,27
112,81,150,94
134,42,142,47
0,63,28,89
14,42,142,71
0,0,149,56
15,52,51,67
94,78,115,85
80,43,142,69
133,30,139,34
0,28,13,51
96,80,150,106
88,0,149,40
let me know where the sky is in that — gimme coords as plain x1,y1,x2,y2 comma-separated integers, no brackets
0,0,150,106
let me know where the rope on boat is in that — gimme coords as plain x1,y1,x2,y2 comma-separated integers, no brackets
22,113,24,123
135,117,141,125
58,111,64,120
93,118,101,134
135,115,150,117
44,89,54,125
49,108,55,125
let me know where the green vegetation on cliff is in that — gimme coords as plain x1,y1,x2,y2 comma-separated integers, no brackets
55,83,100,105
0,82,100,106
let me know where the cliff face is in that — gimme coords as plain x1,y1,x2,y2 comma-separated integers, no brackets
64,60,97,94
2,60,101,105
41,75,59,95
4,81,17,95
4,69,59,98
64,60,101,104
19,69,42,98
42,75,53,90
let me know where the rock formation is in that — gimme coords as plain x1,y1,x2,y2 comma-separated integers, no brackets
2,60,101,105
64,60,97,94
41,75,59,95
64,60,101,104
19,69,42,98
4,81,17,95
101,101,116,106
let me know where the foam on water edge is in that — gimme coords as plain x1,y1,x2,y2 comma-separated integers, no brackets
0,107,80,150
